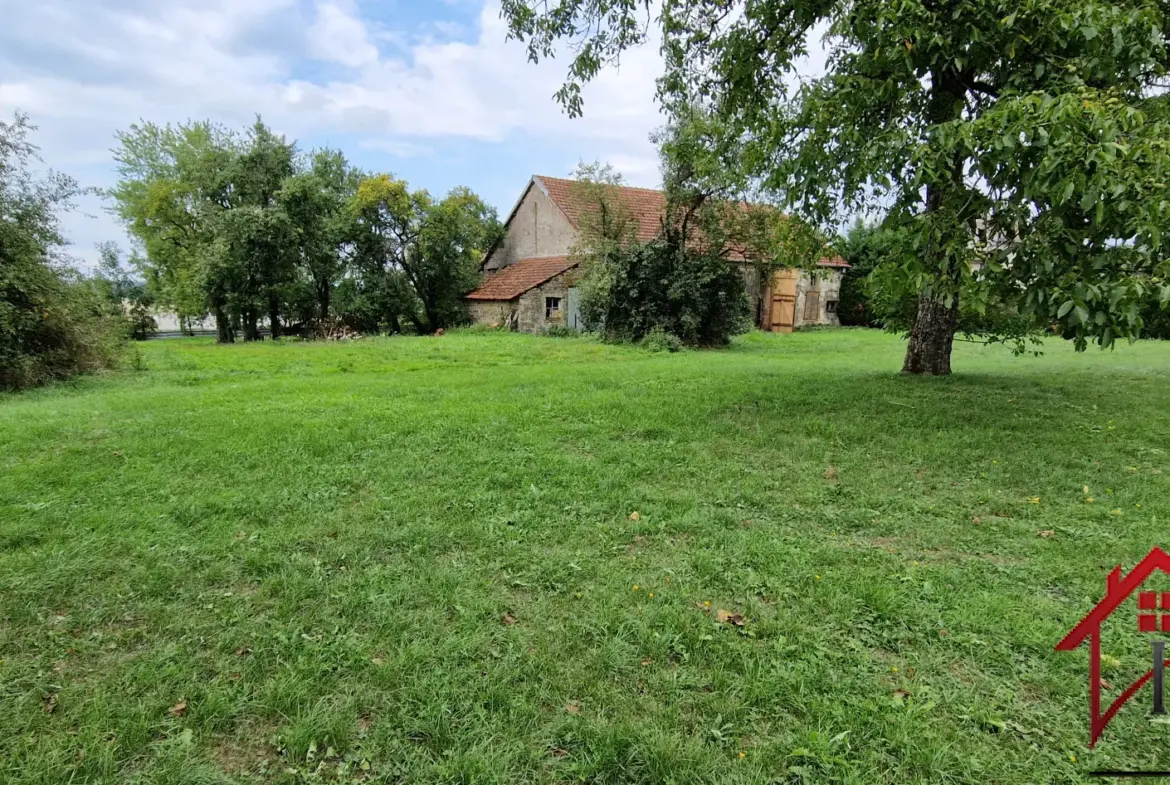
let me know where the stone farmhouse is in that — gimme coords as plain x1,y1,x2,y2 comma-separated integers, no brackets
466,175,850,334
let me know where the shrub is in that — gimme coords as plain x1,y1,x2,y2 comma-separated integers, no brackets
1141,294,1170,340
1,114,124,391
544,324,578,338
579,240,750,347
641,327,682,352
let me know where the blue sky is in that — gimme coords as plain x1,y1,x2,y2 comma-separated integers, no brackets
0,0,668,267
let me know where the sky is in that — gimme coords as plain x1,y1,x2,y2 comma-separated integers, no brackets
0,0,672,268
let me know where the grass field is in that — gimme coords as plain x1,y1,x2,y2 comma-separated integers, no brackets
3,329,1170,783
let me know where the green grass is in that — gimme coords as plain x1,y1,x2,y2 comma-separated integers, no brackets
3,329,1170,783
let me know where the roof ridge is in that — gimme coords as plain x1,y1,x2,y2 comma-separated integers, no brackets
534,175,665,195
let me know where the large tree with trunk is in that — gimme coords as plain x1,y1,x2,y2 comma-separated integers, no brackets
501,0,1170,374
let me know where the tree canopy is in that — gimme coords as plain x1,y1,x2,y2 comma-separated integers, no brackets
502,0,1170,373
110,118,501,341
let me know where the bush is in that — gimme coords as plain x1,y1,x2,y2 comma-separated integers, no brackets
1141,295,1170,340
641,327,682,352
1,270,125,390
544,324,579,338
1,113,124,391
579,240,750,347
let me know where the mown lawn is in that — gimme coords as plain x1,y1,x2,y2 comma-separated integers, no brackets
2,329,1170,784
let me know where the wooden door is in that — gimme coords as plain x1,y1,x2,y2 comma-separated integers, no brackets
803,290,821,324
768,269,798,333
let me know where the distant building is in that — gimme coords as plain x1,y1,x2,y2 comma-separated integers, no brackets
466,175,849,334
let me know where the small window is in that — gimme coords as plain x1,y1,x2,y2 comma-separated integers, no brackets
826,300,839,314
545,297,562,319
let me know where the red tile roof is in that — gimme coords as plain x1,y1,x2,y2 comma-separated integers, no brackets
533,176,848,269
466,255,578,301
536,176,667,243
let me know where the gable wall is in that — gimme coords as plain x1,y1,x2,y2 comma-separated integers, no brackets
482,181,579,271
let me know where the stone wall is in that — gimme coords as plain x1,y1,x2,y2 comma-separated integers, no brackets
515,271,574,333
467,299,515,327
482,182,578,272
793,269,844,328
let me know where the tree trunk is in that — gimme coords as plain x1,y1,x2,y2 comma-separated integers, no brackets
243,308,261,341
317,280,331,326
214,305,234,343
268,295,282,340
902,289,959,375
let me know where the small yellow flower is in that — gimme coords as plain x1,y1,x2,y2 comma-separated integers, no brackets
912,561,920,566
738,751,746,759
1085,497,1094,504
703,600,711,607
648,593,655,598
1069,754,1077,763
633,585,639,591
815,574,822,581
891,666,899,673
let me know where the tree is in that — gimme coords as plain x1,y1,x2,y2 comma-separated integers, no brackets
226,120,297,339
1,113,121,389
502,0,1170,374
349,176,502,333
94,242,157,340
110,121,240,342
279,149,360,327
569,137,756,346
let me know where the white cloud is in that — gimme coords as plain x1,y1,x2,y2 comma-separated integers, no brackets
307,1,379,68
0,0,674,263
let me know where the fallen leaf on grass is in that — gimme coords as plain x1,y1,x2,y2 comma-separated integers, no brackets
641,657,652,666
234,647,252,657
43,693,58,714
168,701,187,717
715,609,745,627
823,466,839,480
628,511,640,521
371,656,387,667
1037,530,1055,539
972,517,982,526
551,748,569,758
501,613,517,626
892,689,911,701
564,702,581,714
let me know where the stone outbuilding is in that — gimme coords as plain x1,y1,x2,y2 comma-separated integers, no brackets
466,175,849,333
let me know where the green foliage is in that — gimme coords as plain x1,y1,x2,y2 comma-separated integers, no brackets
502,0,1170,373
544,323,579,338
93,242,157,340
640,326,682,352
1140,296,1170,340
835,221,899,327
348,176,503,333
579,239,750,346
0,113,123,390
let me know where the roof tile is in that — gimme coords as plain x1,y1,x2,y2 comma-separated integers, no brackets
534,176,849,269
466,256,578,301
